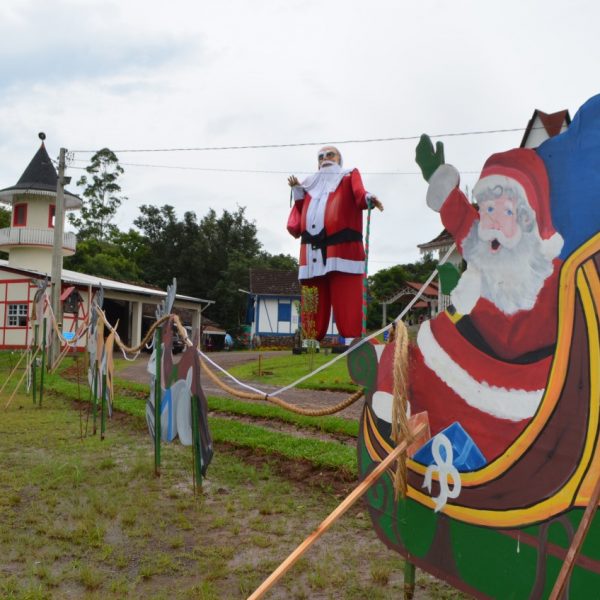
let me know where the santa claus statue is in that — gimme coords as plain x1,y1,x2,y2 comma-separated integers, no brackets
411,139,564,460
287,146,383,340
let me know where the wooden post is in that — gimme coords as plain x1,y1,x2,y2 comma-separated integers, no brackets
154,326,162,476
32,324,38,404
50,147,67,367
247,422,426,600
548,474,600,600
39,319,46,408
100,372,107,440
92,363,98,435
404,560,416,600
191,395,202,492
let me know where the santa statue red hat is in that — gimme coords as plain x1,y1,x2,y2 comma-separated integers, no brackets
472,148,563,260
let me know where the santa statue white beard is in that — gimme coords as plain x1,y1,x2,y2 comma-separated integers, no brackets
452,223,556,316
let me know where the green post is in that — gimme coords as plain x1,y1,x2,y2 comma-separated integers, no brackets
154,326,162,476
361,200,373,338
191,395,202,491
404,560,416,600
40,319,47,408
32,323,39,404
101,372,107,440
92,363,98,435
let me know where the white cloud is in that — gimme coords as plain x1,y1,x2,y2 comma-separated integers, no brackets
1,0,599,271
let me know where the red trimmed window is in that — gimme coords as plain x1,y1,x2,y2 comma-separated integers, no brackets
48,204,56,228
7,303,28,327
13,203,27,226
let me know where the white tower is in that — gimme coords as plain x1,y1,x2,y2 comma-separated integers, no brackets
0,134,81,273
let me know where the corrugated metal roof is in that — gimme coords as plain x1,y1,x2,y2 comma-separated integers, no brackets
0,259,212,305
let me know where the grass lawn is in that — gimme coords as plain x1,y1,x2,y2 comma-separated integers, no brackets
0,352,467,599
224,351,359,392
0,391,466,600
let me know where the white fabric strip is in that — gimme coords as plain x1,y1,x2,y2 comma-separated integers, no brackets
299,257,365,279
416,320,543,421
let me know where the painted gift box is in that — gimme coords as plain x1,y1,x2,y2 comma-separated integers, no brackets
412,421,487,472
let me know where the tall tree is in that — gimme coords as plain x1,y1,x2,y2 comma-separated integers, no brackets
69,148,126,241
133,204,297,332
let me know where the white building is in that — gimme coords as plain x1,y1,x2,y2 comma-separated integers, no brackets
0,136,212,350
247,268,338,343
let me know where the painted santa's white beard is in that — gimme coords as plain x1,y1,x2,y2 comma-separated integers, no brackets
459,223,554,315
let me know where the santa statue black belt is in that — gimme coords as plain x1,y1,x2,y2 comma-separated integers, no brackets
300,228,363,264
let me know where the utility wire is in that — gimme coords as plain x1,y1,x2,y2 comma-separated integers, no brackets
70,125,531,154
69,158,480,176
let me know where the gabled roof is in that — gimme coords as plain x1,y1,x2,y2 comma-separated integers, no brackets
381,280,438,305
249,268,301,296
0,139,81,209
418,228,454,251
520,109,571,148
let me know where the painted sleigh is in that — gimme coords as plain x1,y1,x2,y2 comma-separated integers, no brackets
349,232,600,598
348,96,600,599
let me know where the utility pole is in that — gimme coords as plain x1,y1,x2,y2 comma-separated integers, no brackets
50,147,67,366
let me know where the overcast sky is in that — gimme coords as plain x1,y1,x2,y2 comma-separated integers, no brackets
1,0,599,274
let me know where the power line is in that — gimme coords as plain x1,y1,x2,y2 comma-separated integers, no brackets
69,158,480,176
70,125,529,154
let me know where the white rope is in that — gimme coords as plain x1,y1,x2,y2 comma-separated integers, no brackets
45,303,90,346
271,244,456,396
193,244,456,399
198,349,269,396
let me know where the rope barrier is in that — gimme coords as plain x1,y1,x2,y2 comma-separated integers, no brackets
29,247,454,419
391,320,411,498
200,357,364,416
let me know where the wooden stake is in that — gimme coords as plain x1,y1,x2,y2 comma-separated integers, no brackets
0,348,28,396
100,372,107,440
548,473,600,600
247,422,427,600
40,318,47,408
4,347,40,409
32,324,38,404
154,326,162,476
404,560,416,600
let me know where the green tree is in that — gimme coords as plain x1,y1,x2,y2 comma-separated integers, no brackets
366,254,439,329
69,148,126,241
133,204,297,332
64,237,143,282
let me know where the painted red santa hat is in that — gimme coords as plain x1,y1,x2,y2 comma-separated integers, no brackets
473,148,563,259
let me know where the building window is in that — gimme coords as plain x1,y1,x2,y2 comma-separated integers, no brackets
48,205,56,228
278,301,291,322
7,303,28,327
13,203,27,227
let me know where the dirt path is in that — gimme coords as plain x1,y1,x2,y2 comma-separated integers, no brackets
118,350,365,422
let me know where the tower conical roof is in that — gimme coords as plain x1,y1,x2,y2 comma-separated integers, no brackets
0,136,81,209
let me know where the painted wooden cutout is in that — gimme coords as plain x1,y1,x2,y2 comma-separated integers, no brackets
352,95,600,598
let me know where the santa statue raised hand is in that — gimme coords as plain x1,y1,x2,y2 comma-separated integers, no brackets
410,137,564,460
287,146,383,340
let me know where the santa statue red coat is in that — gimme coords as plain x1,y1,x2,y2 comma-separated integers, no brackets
409,149,564,461
288,165,373,339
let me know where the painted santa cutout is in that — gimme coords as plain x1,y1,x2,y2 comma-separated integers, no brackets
411,142,563,460
287,146,383,340
351,94,600,599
